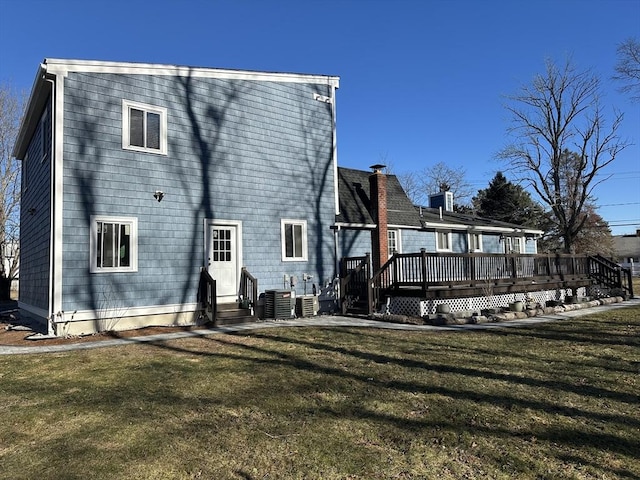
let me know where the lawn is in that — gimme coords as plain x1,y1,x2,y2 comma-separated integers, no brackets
1,305,638,479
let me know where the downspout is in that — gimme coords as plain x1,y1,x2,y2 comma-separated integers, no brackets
330,83,340,284
44,72,56,336
331,83,339,218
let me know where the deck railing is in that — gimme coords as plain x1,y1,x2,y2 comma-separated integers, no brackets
348,250,632,315
198,268,217,322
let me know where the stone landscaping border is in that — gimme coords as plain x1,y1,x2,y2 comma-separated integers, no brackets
371,296,627,326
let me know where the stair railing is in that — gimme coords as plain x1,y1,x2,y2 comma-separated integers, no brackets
198,268,217,322
589,255,634,298
239,267,258,309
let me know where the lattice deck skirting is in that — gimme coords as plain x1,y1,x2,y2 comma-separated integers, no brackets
386,287,590,317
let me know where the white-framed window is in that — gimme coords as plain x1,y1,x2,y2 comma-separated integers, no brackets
90,215,138,273
122,100,167,155
388,229,400,257
281,219,308,261
436,231,452,251
469,233,483,252
504,236,523,254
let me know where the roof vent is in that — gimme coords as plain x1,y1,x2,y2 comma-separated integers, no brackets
369,164,386,173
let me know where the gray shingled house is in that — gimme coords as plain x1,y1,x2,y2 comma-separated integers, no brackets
334,165,543,272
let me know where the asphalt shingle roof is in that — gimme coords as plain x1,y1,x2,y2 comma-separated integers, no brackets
336,166,542,233
336,167,422,228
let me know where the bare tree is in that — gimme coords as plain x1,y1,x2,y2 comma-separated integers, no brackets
498,58,630,253
0,83,23,300
391,161,473,208
613,37,640,103
419,161,473,206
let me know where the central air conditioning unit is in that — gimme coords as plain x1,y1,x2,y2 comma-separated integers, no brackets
296,296,319,317
264,289,296,319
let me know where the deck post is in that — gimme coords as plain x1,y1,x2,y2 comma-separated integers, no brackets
420,248,428,293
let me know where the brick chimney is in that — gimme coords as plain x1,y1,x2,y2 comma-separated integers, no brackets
369,164,388,272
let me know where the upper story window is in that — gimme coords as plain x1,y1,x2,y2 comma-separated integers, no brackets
122,100,167,155
90,215,138,273
436,231,452,251
281,219,308,261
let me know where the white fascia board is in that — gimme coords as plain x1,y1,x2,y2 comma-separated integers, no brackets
388,224,422,230
423,222,544,236
422,221,479,231
43,58,340,87
334,222,376,229
12,64,47,159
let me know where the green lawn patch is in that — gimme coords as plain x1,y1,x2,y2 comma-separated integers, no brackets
1,306,638,479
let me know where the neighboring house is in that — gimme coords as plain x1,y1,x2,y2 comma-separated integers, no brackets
613,229,640,275
335,166,543,270
13,59,340,335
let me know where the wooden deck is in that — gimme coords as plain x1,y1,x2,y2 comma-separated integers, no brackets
340,251,633,315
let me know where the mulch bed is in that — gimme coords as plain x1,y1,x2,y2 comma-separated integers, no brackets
0,304,213,348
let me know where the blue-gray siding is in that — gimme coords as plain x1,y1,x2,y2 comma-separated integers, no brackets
19,101,52,311
61,72,336,311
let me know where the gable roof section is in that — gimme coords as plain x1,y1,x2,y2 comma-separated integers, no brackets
336,167,422,228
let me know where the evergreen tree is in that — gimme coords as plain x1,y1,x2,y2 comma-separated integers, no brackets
472,172,545,228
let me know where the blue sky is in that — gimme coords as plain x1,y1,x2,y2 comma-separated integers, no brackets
1,0,639,234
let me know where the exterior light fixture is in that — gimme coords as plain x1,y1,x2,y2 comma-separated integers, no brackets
153,191,164,202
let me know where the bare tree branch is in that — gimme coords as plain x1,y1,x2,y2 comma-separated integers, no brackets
613,37,640,102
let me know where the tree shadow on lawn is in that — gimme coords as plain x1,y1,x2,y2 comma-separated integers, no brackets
12,329,637,480
120,330,640,437
482,317,640,348
243,329,639,407
419,333,640,376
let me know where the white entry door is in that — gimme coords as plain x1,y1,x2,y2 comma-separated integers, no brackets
206,222,241,302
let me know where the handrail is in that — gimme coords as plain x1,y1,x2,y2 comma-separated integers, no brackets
239,267,258,308
340,254,370,314
589,255,633,298
198,268,217,322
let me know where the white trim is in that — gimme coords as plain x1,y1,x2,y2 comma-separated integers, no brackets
281,219,308,262
90,215,139,273
423,221,543,236
334,222,376,229
44,59,340,88
331,84,340,215
54,302,199,324
122,99,168,155
52,75,65,318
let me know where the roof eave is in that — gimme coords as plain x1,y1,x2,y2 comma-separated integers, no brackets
12,63,49,160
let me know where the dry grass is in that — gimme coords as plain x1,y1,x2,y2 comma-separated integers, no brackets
1,305,638,479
